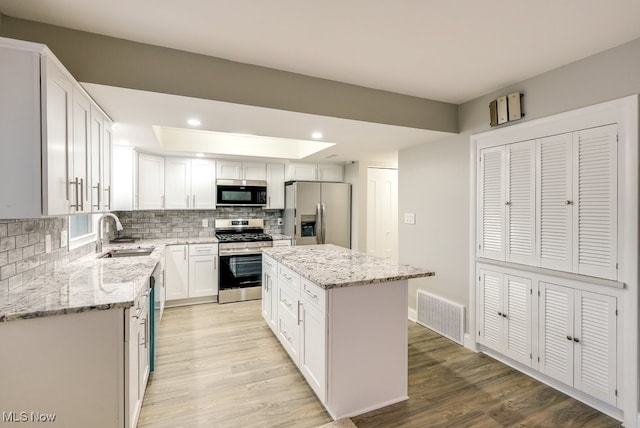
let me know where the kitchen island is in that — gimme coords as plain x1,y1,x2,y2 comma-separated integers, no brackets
261,244,434,420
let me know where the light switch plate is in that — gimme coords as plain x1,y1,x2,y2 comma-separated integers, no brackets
202,219,208,228
45,235,51,253
404,213,416,225
277,218,283,226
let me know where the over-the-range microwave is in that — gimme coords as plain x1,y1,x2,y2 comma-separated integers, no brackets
216,179,267,207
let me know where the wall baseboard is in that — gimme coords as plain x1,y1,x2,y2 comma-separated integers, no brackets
408,307,417,322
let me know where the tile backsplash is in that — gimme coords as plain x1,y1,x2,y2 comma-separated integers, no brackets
113,207,283,240
0,217,94,292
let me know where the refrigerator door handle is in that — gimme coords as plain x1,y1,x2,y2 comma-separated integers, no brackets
316,203,322,244
321,203,327,244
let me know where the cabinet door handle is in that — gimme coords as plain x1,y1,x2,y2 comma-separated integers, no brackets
161,195,165,209
193,194,196,207
105,186,111,209
79,178,84,211
282,298,291,308
214,256,217,270
304,286,318,300
184,246,187,260
93,182,101,209
297,301,302,325
268,195,271,207
187,195,190,208
281,329,291,342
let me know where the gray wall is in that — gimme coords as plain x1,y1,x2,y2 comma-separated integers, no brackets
0,15,457,133
399,37,640,319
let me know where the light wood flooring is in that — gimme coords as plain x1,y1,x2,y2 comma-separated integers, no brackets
138,301,622,428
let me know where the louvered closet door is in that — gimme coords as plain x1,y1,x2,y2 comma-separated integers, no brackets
506,141,536,264
504,275,532,366
478,269,503,351
478,147,506,260
537,134,573,272
573,125,618,280
539,282,574,386
574,290,617,406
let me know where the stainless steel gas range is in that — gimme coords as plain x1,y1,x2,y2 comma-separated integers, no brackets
215,218,272,304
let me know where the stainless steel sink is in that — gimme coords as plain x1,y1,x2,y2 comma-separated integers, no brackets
100,247,155,258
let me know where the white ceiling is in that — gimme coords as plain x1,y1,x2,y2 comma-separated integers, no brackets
2,0,640,162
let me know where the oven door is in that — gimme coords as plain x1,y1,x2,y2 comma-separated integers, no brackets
218,252,263,303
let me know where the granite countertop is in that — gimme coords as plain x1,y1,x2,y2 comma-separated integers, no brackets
262,244,434,289
0,236,222,323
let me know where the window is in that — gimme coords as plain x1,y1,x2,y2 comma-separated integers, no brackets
69,214,96,249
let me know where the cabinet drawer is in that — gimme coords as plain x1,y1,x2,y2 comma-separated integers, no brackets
301,278,326,314
189,243,218,256
263,255,277,271
272,239,292,247
279,264,300,293
279,285,299,321
278,310,300,360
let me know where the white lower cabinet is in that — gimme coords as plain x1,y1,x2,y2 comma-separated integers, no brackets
299,278,327,402
539,282,617,406
165,244,218,304
477,263,619,409
478,268,532,366
262,255,278,333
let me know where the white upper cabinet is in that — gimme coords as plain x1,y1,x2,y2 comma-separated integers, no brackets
191,159,217,209
286,163,344,182
572,125,618,280
317,164,344,182
71,86,91,214
265,163,285,209
478,146,506,260
506,141,536,264
217,160,266,180
164,158,191,209
90,105,113,212
537,133,573,272
478,125,618,281
43,55,74,216
0,38,115,218
103,119,114,210
137,153,165,210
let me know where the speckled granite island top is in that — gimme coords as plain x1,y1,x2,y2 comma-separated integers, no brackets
262,244,434,289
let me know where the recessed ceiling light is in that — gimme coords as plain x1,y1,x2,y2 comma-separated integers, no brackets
311,131,323,140
187,118,201,127
196,153,204,158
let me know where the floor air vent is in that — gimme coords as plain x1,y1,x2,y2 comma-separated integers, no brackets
416,290,465,345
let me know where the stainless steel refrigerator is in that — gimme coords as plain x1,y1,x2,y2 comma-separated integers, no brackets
284,181,351,248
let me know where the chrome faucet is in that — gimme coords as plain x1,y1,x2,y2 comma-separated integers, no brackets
96,213,124,253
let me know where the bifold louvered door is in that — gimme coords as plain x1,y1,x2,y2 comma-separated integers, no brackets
478,268,532,367
506,141,536,264
539,282,617,406
573,125,618,280
478,147,506,260
537,133,573,272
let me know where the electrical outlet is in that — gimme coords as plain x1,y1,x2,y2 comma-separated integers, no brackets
202,219,209,228
60,231,67,248
45,235,52,253
404,213,416,225
277,217,283,226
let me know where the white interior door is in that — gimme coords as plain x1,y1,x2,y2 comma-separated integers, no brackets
366,167,398,260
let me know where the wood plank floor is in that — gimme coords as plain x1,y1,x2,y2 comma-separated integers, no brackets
138,301,622,428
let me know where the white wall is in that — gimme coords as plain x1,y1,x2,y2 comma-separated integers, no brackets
399,36,640,320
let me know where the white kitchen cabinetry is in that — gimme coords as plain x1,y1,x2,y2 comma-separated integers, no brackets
165,158,216,209
71,86,91,214
539,282,617,406
0,288,151,428
477,125,618,280
286,163,344,182
188,243,219,297
264,253,406,419
272,239,292,247
165,245,189,300
90,105,114,212
265,163,285,209
191,158,217,209
318,164,344,182
477,267,532,367
217,160,266,180
262,255,278,333
165,244,219,304
137,152,165,210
